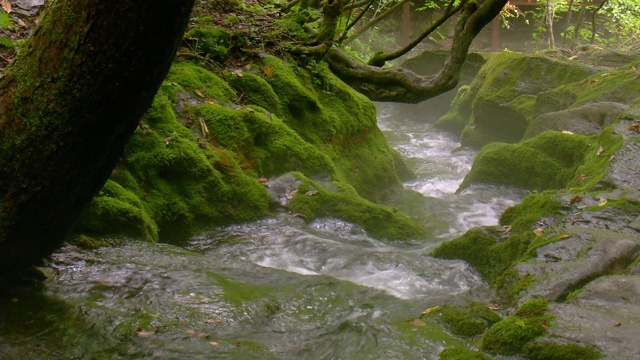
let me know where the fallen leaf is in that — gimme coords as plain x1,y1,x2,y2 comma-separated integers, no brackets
209,341,219,347
236,341,242,347
232,69,243,77
412,319,426,327
628,123,640,134
257,177,268,186
613,322,622,327
205,319,222,324
207,99,217,105
569,195,582,204
136,330,154,337
562,130,574,135
186,329,197,335
541,321,549,329
575,174,588,183
599,198,608,207
10,297,18,303
609,155,616,162
263,65,273,78
420,305,441,316
534,228,545,237
164,137,172,146
569,55,578,60
559,234,571,240
292,213,307,219
199,117,209,136
305,190,318,196
2,0,12,13
576,205,588,210
488,305,501,311
596,145,604,156
194,90,205,98
498,225,512,233
631,66,637,72
285,188,298,200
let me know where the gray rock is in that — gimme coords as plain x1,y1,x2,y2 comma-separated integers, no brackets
548,275,640,359
524,102,629,139
514,227,640,303
603,122,640,189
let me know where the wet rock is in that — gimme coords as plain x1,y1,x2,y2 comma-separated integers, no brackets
603,121,640,190
513,227,640,303
548,275,640,359
266,173,301,206
524,102,629,139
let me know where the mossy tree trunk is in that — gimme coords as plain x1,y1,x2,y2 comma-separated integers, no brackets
0,0,195,285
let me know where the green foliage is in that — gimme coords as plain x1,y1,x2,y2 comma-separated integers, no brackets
184,24,230,63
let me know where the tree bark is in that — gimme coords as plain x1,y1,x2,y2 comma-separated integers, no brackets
0,0,195,285
328,0,508,103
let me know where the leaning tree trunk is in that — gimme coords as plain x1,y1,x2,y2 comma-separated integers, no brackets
0,0,195,286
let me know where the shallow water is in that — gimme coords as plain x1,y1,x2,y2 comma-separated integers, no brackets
0,103,524,359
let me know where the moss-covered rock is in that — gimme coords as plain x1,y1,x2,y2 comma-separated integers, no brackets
183,24,231,63
439,346,492,360
437,52,597,147
481,297,551,355
459,131,592,191
436,304,501,338
78,51,423,240
287,173,427,240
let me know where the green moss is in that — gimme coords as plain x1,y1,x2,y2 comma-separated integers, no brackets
568,126,624,192
75,180,158,241
524,341,602,360
459,131,591,191
288,174,427,240
433,227,533,285
435,85,472,135
481,298,551,356
183,24,230,62
439,346,492,360
67,234,112,250
500,191,562,232
226,71,280,113
497,270,538,306
437,304,502,338
166,61,237,103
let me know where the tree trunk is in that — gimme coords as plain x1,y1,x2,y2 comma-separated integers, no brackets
0,0,195,285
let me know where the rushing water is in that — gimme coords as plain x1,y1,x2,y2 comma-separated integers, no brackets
1,103,525,359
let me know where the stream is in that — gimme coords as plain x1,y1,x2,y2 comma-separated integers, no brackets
1,103,526,359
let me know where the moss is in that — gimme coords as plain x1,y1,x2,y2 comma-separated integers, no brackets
499,191,562,232
288,174,427,240
67,234,112,250
166,61,237,104
568,126,624,192
226,71,280,113
436,304,502,338
183,24,230,62
75,180,158,241
481,298,551,356
432,228,525,285
524,341,602,360
439,346,492,360
497,270,538,306
435,85,472,136
459,131,591,191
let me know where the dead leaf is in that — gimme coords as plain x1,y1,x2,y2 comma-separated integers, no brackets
613,322,622,327
292,213,307,219
232,69,243,77
534,228,545,237
209,341,219,347
498,225,512,233
285,188,298,200
575,174,588,183
562,130,574,135
2,0,12,13
599,198,608,207
596,145,604,156
559,234,571,240
412,319,426,327
205,319,222,324
420,305,441,316
569,55,578,60
263,65,273,78
305,190,318,196
199,117,209,137
569,195,582,204
488,305,501,311
164,137,172,146
257,177,269,187
207,99,217,105
628,123,640,134
609,155,616,162
186,329,209,338
194,90,205,98
136,329,154,337
541,321,549,329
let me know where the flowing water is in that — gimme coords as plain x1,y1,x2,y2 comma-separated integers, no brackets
0,103,525,359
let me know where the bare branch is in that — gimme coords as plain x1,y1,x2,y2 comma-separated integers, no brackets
342,0,410,46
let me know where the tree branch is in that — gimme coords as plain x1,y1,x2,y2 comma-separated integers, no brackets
327,0,509,103
367,0,465,67
342,0,409,46
338,0,376,43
